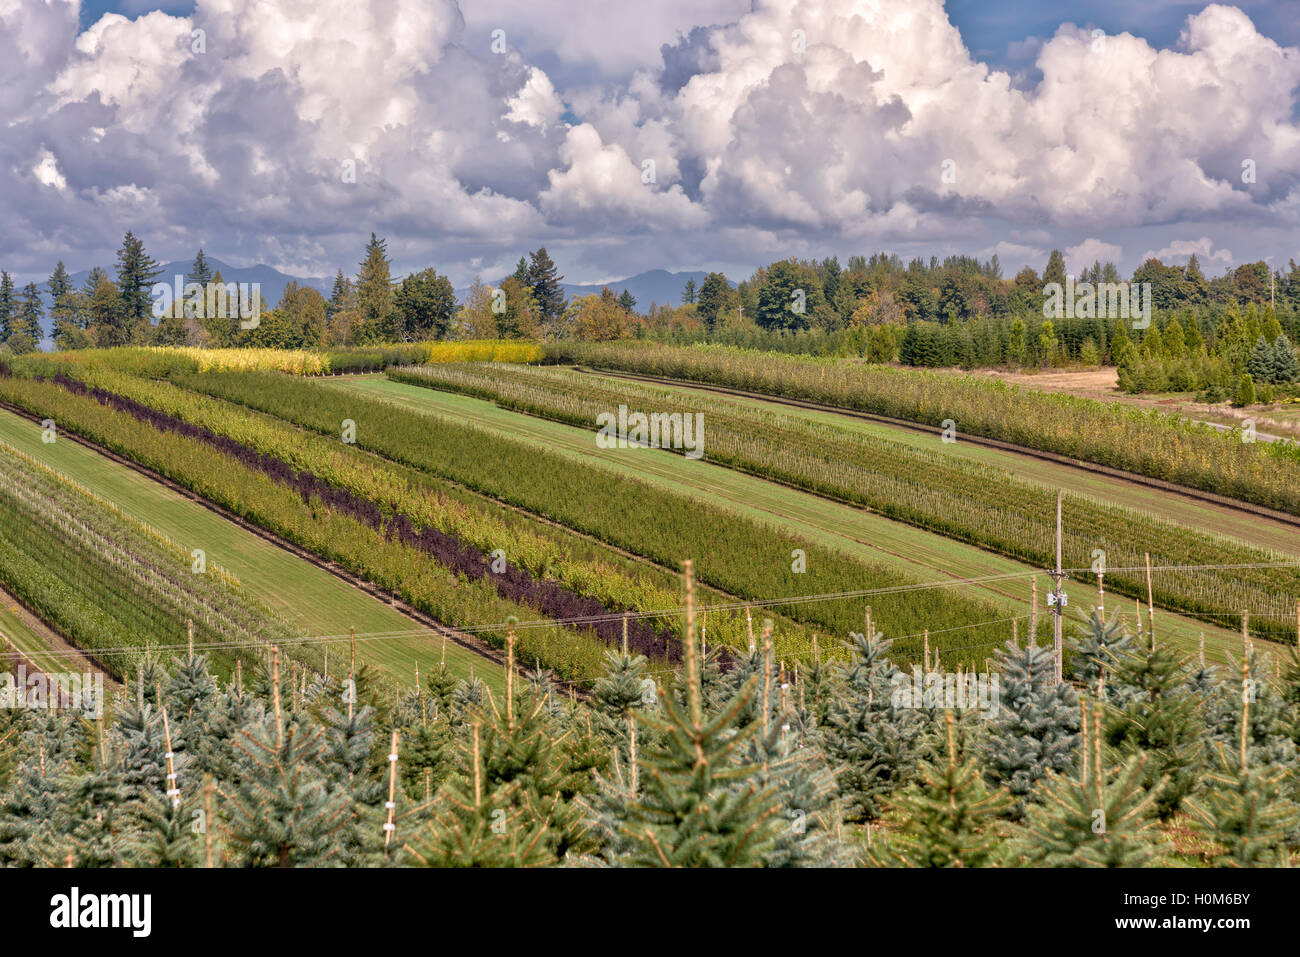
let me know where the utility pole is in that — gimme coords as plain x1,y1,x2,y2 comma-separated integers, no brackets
1046,489,1067,684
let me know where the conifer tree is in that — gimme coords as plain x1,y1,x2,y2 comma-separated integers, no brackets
617,561,784,866
1014,701,1167,867
403,719,551,867
983,637,1079,817
0,270,14,341
114,230,163,326
526,247,566,325
1187,660,1298,866
356,233,396,342
1103,642,1205,818
822,629,924,821
221,651,354,866
869,712,1010,867
1069,609,1135,694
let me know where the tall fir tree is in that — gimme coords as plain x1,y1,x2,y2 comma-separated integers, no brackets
355,233,396,342
114,230,163,327
0,270,14,341
525,247,566,326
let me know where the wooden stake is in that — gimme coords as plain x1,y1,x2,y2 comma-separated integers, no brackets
745,606,754,652
761,620,774,737
161,705,180,810
621,613,629,656
1143,552,1155,650
383,730,400,851
1096,571,1105,617
1029,578,1038,646
1242,610,1251,658
506,622,516,731
186,619,194,661
349,626,356,682
683,560,701,729
271,646,283,749
628,711,639,796
864,606,872,641
202,775,215,868
923,631,930,674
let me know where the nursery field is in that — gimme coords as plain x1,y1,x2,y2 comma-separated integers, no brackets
0,405,503,691
321,373,1258,663
577,369,1300,555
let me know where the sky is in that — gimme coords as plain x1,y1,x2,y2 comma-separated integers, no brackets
3,0,1299,287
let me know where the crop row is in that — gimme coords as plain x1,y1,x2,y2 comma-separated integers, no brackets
392,362,1300,641
9,341,545,380
0,439,297,677
0,368,616,681
544,341,1300,516
47,371,685,663
110,364,1034,665
15,355,747,657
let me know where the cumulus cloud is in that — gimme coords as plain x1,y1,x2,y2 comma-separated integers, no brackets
1065,239,1125,274
1141,237,1234,266
2,0,1298,284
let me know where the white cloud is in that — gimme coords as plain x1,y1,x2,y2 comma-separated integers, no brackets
1,0,1298,283
32,148,66,190
1140,236,1234,265
1065,239,1124,274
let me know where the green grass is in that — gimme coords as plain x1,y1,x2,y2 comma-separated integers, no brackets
0,406,502,692
323,375,1254,665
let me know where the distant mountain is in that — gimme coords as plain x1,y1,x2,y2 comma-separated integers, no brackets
64,259,334,311
454,269,715,311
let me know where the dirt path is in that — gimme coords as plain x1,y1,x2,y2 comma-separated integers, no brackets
972,367,1295,441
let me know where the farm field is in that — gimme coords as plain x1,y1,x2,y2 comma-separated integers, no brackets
577,368,1300,556
969,366,1300,439
549,341,1300,517
321,373,1258,663
0,405,503,691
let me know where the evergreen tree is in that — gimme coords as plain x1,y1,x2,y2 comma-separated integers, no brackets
1186,661,1298,866
681,277,697,304
1272,335,1299,384
696,272,731,330
869,712,1010,867
1103,642,1205,818
114,230,163,326
403,719,552,867
1068,609,1135,695
1014,702,1167,867
221,656,354,866
356,233,396,342
1043,249,1067,288
187,248,213,290
821,630,924,821
48,261,77,346
618,562,784,866
526,247,566,325
618,289,637,314
983,637,1079,818
0,270,14,341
